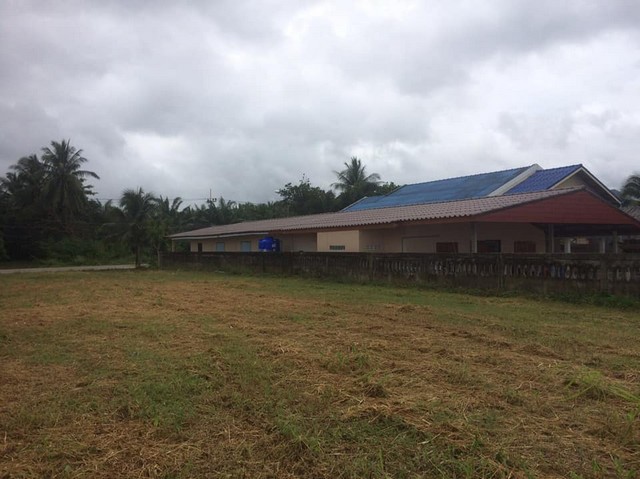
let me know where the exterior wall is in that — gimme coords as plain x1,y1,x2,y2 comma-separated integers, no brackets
555,175,586,189
188,223,547,254
278,233,317,252
190,235,264,252
317,230,360,252
397,224,473,253
317,222,546,254
476,223,546,253
359,228,395,252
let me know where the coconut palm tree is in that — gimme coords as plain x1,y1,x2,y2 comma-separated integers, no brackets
119,187,157,267
149,196,184,264
155,196,184,230
621,174,640,205
41,139,99,231
332,157,381,207
0,154,47,209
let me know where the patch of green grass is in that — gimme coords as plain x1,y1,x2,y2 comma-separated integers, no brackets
565,369,640,404
2,270,640,478
322,343,372,374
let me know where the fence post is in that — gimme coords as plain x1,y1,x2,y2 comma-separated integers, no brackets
600,256,610,294
498,254,505,292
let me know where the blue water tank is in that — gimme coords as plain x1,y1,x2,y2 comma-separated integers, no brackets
259,236,280,252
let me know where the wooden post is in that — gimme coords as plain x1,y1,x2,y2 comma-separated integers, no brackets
613,231,619,253
548,224,555,253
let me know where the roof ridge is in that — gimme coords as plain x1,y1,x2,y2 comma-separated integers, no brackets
537,164,582,172
396,165,532,189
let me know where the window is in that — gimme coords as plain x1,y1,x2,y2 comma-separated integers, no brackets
216,242,225,252
197,242,203,253
477,240,501,253
329,245,346,251
514,241,536,253
240,241,252,252
436,242,458,253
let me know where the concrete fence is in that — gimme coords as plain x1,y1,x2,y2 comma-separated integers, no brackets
160,252,640,297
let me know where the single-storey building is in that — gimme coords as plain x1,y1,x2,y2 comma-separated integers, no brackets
169,164,640,254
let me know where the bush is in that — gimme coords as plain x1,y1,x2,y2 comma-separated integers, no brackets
39,237,132,265
0,231,8,261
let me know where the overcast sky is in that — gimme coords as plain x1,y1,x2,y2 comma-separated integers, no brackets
1,1,640,206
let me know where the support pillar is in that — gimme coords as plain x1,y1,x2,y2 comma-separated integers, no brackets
471,222,478,253
599,237,606,254
613,231,619,254
564,238,572,254
548,224,555,253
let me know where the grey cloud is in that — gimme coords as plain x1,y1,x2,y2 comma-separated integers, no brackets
498,112,574,150
1,1,640,204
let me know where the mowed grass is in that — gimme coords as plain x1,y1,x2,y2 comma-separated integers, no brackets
0,271,638,478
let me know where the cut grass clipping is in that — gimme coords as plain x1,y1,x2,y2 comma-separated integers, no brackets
0,270,639,478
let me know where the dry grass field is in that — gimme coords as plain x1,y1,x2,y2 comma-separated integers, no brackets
0,270,639,478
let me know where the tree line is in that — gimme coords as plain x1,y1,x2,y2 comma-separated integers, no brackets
0,141,396,264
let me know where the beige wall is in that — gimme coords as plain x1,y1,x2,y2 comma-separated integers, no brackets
318,222,546,253
189,222,547,254
191,233,318,252
317,230,360,252
475,222,546,253
359,229,392,252
397,223,472,253
279,233,317,252
190,235,264,252
555,174,585,189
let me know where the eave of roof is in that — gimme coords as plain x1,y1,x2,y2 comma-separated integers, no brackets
170,188,593,240
623,205,640,222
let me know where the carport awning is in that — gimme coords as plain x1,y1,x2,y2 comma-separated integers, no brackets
474,190,640,235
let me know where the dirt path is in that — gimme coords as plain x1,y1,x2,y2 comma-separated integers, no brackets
0,264,145,274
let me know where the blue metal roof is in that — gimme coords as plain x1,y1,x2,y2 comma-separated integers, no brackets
506,165,582,194
344,166,530,212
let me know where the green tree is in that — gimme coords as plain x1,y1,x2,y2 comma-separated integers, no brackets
154,196,184,232
0,232,7,261
1,154,47,210
277,175,337,215
0,154,49,259
149,196,183,264
119,187,156,267
375,181,400,195
235,201,285,221
41,139,99,232
622,174,640,205
332,157,381,208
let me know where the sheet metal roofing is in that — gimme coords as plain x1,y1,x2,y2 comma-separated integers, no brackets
623,205,640,222
344,166,530,212
506,165,582,194
170,188,577,239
